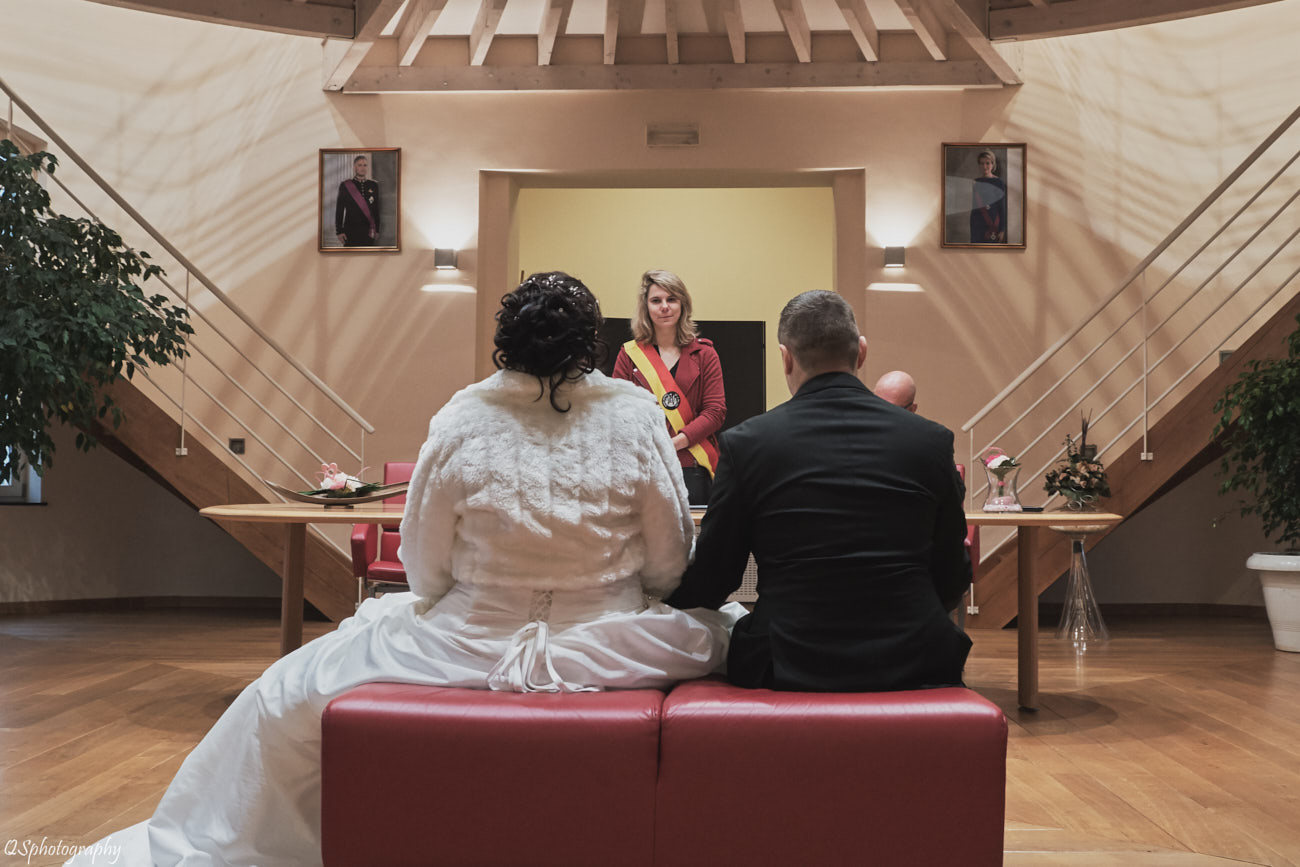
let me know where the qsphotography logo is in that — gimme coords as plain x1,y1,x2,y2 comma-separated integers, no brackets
4,836,121,865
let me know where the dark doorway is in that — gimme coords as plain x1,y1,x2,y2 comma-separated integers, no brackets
598,318,766,431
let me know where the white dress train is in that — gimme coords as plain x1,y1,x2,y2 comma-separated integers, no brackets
66,585,739,867
67,369,742,866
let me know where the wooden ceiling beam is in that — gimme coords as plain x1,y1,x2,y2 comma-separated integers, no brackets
604,0,620,64
895,0,948,60
664,0,680,64
836,0,880,62
721,0,746,63
82,0,352,37
991,0,1283,41
775,0,812,63
537,0,573,66
322,0,405,91
348,59,1005,91
397,0,449,67
469,0,509,66
939,0,1021,83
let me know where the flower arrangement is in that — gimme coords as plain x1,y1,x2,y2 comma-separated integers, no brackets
303,462,379,498
982,448,1019,476
1043,414,1111,510
981,447,1022,512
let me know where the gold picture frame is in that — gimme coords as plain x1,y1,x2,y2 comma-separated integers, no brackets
942,142,1026,249
319,147,400,252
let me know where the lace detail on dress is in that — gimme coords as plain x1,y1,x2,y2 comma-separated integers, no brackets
486,589,600,694
526,589,554,622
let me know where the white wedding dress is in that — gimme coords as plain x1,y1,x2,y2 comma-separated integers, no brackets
68,370,742,867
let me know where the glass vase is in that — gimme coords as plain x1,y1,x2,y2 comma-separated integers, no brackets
1055,530,1109,651
982,465,1022,512
1061,489,1101,511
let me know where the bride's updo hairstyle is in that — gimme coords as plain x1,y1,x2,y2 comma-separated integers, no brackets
493,271,604,412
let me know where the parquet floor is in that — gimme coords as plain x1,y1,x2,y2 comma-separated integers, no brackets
0,610,1297,866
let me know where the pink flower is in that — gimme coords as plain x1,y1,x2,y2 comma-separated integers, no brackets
318,462,360,491
982,448,1018,469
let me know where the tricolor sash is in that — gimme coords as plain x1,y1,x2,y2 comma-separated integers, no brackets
623,340,720,477
343,179,377,235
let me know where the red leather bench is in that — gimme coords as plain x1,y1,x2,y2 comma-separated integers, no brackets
321,680,1007,866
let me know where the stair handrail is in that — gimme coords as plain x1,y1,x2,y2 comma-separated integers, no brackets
962,103,1300,437
0,74,374,436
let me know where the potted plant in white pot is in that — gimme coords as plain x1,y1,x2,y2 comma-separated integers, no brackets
1213,313,1300,652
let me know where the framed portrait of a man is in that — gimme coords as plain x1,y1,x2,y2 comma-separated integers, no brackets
942,143,1026,249
319,148,400,252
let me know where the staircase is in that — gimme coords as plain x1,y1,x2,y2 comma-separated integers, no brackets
5,74,1297,628
966,289,1300,628
2,76,368,622
964,104,1300,628
89,380,358,621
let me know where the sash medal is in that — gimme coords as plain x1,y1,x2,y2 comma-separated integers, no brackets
344,179,377,237
622,340,719,477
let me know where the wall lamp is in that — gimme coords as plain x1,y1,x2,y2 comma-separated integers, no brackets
883,246,906,269
434,248,459,270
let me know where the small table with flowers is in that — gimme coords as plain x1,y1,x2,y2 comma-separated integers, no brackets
965,509,1123,711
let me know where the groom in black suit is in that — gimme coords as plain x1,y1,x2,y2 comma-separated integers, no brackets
666,290,972,692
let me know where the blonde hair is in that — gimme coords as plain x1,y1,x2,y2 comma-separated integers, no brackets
631,269,698,347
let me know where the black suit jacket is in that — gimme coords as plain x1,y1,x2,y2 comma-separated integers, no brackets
665,372,972,692
335,178,381,246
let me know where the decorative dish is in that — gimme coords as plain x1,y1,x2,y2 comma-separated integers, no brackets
265,480,409,508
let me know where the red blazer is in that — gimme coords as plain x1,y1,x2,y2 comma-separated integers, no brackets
612,338,727,468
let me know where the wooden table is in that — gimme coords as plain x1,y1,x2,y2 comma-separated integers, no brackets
200,502,404,656
965,510,1123,711
200,502,1119,701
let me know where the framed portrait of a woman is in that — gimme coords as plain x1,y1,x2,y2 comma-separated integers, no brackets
942,143,1026,249
319,147,400,252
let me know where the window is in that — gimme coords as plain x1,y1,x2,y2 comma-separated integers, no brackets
0,448,41,504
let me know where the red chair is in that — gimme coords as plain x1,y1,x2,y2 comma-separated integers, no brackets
956,464,981,622
349,461,415,601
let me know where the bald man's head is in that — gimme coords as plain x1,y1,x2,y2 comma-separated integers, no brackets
873,370,917,412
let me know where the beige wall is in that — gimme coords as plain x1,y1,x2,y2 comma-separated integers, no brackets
0,427,280,603
3,0,1298,603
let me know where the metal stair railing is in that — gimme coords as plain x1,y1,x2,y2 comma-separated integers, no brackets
3,76,375,554
961,105,1300,603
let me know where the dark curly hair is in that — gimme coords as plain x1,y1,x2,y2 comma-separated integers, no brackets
493,271,604,412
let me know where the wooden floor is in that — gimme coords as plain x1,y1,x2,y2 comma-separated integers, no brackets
1,611,1298,866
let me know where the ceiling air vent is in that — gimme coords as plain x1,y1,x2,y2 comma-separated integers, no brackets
646,123,700,148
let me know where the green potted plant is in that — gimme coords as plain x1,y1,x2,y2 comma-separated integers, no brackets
1213,313,1300,652
0,139,191,482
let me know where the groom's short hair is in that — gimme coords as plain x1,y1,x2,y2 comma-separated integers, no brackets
777,290,860,373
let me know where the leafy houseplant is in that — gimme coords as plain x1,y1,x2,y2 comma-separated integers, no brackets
1213,313,1300,651
0,139,192,481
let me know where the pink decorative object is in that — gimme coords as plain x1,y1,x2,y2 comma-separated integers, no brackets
980,448,1022,512
318,462,365,492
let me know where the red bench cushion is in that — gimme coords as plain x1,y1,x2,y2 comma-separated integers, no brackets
321,683,664,867
654,678,1007,867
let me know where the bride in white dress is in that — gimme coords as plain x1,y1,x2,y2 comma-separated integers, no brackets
70,272,740,866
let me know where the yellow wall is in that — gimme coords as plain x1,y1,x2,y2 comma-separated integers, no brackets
517,187,835,409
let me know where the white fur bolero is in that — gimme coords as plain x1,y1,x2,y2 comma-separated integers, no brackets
398,369,695,601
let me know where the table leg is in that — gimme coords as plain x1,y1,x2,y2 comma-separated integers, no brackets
281,523,306,657
1017,524,1040,711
